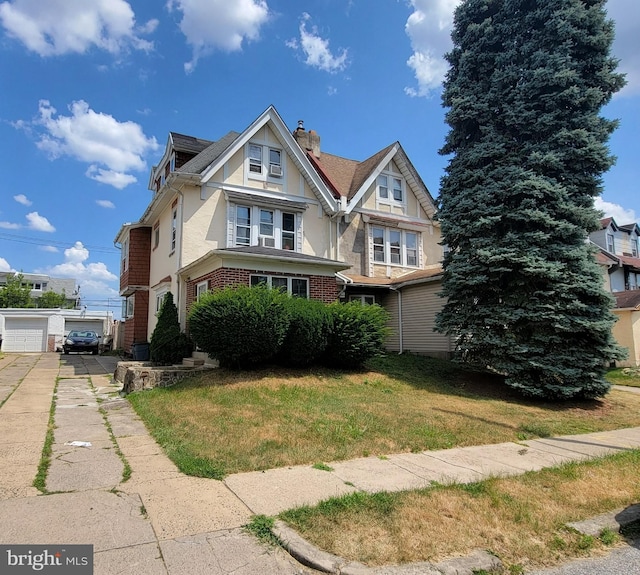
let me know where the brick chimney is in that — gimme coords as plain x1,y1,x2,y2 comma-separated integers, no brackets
293,120,321,159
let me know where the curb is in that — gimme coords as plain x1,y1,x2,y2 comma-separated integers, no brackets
566,503,640,537
273,520,503,575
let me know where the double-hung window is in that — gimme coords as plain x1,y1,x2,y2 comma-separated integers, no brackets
233,206,297,250
156,291,167,313
247,143,283,180
377,173,404,207
632,238,638,258
250,275,308,298
371,226,419,267
122,239,129,272
606,233,615,253
171,208,177,253
236,206,251,245
196,281,208,301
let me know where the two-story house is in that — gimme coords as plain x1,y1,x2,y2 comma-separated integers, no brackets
115,105,451,358
590,217,640,367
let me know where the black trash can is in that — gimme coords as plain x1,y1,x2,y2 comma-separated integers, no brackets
132,342,150,361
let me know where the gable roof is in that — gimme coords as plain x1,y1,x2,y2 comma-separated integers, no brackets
170,132,213,154
198,105,339,214
312,142,437,220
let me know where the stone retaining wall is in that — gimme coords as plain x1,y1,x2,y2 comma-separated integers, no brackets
114,361,215,394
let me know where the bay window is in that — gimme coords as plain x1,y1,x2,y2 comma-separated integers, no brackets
250,275,308,298
233,205,298,250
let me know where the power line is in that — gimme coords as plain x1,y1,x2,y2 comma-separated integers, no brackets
0,232,120,254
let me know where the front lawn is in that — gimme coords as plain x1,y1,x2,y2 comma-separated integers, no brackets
127,354,640,478
606,367,640,388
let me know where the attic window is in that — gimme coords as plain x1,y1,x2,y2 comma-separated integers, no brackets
606,233,615,253
377,174,404,205
633,238,638,258
249,145,262,174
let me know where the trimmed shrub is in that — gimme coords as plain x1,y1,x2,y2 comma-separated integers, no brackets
188,284,291,369
150,293,192,365
278,297,333,367
323,301,391,369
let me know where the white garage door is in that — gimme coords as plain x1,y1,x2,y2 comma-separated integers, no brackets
3,318,48,352
65,320,104,337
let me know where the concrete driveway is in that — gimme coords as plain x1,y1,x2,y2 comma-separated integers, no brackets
0,352,312,575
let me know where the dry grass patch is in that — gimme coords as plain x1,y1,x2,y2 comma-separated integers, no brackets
280,450,640,571
127,354,640,477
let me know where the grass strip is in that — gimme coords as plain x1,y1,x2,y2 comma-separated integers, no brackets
605,367,640,388
280,449,640,572
33,378,59,493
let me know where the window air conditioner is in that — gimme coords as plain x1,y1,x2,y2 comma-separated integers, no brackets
258,237,275,248
269,164,283,177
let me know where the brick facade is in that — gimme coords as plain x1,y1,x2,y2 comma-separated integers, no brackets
124,290,150,351
185,267,340,314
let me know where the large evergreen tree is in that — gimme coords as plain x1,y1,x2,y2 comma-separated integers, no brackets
436,0,626,399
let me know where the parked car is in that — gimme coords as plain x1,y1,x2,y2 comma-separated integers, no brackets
63,330,100,355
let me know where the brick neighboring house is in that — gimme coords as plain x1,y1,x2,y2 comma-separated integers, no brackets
590,218,640,366
114,105,448,357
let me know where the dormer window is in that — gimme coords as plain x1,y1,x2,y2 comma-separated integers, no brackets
606,233,615,253
269,149,282,177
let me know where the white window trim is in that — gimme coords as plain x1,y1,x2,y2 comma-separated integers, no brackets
349,294,375,305
122,238,129,272
170,208,178,254
371,226,419,268
376,171,406,211
245,142,284,182
250,274,309,298
231,204,300,250
155,290,168,313
196,281,208,300
125,295,135,318
606,232,615,254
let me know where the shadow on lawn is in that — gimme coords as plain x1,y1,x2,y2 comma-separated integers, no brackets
366,352,607,414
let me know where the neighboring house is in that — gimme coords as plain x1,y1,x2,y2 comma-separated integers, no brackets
590,218,640,292
590,217,640,367
0,309,113,353
0,271,79,307
114,105,450,357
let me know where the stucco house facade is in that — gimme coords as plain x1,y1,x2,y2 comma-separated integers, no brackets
590,217,640,366
114,105,450,357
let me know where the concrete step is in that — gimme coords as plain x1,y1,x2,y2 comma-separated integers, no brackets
182,357,205,367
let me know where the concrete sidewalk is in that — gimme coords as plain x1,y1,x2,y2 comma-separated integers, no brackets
1,353,639,575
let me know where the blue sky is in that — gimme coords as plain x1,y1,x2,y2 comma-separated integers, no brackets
0,0,638,318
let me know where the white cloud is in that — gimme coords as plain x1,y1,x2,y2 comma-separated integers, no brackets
168,0,269,73
404,0,460,97
96,199,115,209
0,0,156,56
26,211,55,232
13,193,32,205
606,0,640,97
32,99,158,189
594,197,636,224
0,221,21,229
287,13,348,74
0,257,13,271
86,166,137,189
35,241,119,302
40,245,59,253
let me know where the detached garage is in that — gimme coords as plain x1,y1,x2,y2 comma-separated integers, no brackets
2,317,48,352
0,309,113,353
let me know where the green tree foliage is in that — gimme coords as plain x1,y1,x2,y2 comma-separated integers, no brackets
435,0,626,399
36,290,71,308
150,292,192,365
0,274,34,308
278,297,333,367
323,302,390,369
188,285,291,369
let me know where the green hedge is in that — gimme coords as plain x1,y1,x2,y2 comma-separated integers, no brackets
278,297,333,367
323,301,391,369
188,284,291,368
